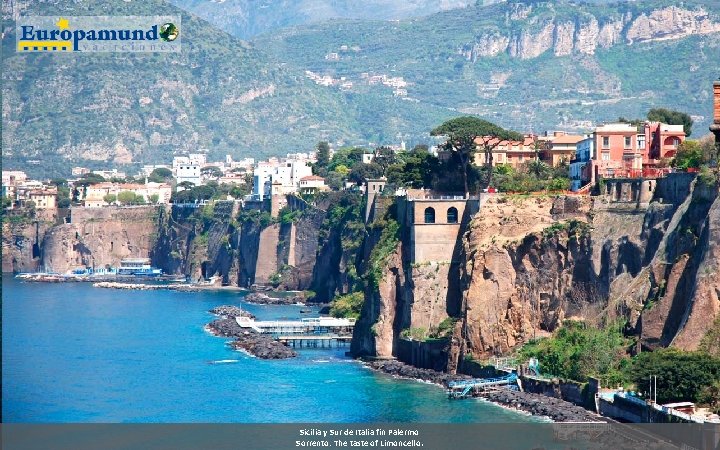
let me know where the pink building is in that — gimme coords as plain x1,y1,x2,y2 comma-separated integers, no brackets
590,122,685,181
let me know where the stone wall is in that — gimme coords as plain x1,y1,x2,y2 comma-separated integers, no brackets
395,338,448,372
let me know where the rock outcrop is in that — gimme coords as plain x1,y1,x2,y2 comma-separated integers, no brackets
353,175,720,373
460,5,720,61
2,206,161,275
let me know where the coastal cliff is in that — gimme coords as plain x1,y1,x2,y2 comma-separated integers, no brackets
352,175,720,373
2,206,160,274
4,176,718,364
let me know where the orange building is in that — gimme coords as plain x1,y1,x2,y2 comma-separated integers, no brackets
473,135,537,169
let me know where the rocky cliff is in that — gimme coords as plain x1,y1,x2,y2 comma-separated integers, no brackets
460,5,720,61
2,206,161,274
2,194,365,299
353,175,720,373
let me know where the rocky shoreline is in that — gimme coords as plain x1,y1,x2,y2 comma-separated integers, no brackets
206,306,297,359
365,360,609,423
244,292,306,305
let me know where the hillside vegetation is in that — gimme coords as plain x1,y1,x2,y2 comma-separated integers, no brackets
1,0,452,178
255,0,719,137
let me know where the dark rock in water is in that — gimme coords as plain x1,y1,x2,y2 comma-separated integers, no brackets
229,334,297,359
206,318,245,338
205,318,297,359
366,359,470,386
209,305,255,319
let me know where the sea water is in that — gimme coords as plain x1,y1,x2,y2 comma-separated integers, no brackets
2,275,540,423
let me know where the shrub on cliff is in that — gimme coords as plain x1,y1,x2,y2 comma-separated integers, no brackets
519,320,631,385
329,292,364,319
628,349,720,405
366,218,400,289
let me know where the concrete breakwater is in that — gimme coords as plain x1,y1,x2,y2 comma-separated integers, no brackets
93,281,198,291
366,360,609,423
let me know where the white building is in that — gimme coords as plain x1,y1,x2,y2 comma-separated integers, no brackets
173,156,203,187
92,169,126,180
299,175,327,194
570,137,595,191
2,170,28,185
252,160,313,199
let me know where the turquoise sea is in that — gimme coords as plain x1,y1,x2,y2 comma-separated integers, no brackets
2,275,540,423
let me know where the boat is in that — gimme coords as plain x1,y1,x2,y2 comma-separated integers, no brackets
117,258,163,276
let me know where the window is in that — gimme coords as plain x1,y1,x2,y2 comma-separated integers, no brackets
602,152,610,161
424,207,435,224
672,137,680,147
602,136,610,148
637,135,645,149
447,207,458,224
624,136,632,149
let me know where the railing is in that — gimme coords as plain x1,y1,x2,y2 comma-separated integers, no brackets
602,168,673,179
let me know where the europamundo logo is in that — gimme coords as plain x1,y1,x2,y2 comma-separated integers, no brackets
16,16,181,53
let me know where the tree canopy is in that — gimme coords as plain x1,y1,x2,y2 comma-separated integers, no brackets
647,108,693,137
431,116,523,194
148,168,173,183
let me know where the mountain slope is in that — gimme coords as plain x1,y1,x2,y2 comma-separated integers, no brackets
1,0,453,178
253,0,720,136
167,0,476,39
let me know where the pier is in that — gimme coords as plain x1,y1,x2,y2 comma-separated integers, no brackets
236,316,355,348
447,374,519,399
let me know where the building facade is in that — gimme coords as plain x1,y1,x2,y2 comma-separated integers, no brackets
84,182,172,207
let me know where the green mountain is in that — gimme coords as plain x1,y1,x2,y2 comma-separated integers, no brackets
251,0,720,138
3,0,719,179
1,0,453,179
167,0,478,39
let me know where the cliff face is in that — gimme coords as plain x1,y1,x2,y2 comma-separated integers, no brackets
460,5,720,61
2,194,362,297
353,175,720,371
2,209,59,273
2,206,160,274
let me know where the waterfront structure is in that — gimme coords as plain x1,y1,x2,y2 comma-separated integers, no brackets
117,258,162,276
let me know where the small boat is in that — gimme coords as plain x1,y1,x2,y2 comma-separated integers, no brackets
300,309,312,314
